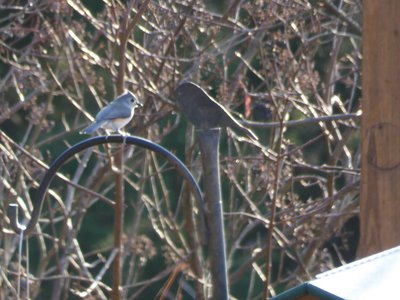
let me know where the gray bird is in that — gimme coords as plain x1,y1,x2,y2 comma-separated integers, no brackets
81,91,143,134
176,81,258,141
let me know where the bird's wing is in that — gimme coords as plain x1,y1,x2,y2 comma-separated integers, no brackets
81,121,103,134
95,102,132,121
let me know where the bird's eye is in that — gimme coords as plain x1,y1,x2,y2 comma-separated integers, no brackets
130,98,135,103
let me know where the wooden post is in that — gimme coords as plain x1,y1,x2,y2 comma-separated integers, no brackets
360,0,400,257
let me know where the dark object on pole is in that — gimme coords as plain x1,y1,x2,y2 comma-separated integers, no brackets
176,81,230,299
8,135,205,237
176,81,258,141
197,129,229,300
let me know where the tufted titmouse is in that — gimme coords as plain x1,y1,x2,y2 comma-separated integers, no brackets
80,91,143,135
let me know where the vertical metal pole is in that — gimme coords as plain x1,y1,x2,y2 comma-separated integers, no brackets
112,144,124,300
197,128,229,300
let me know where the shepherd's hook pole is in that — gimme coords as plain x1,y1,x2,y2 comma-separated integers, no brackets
7,136,205,238
197,128,229,300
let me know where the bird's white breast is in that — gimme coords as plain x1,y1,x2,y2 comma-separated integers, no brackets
102,108,135,131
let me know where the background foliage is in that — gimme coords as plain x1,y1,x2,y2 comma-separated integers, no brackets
0,0,361,299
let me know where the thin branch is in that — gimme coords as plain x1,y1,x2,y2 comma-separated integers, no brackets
242,112,361,129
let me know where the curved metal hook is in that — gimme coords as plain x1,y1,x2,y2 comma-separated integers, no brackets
8,135,204,236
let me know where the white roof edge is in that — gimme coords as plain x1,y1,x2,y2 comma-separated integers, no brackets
316,245,400,279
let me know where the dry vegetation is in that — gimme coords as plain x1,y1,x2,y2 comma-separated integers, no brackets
0,0,361,299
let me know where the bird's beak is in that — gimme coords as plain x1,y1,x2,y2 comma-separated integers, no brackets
136,101,143,108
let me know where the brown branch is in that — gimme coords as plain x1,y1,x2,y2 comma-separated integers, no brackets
242,112,361,129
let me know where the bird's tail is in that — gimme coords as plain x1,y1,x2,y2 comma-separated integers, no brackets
80,121,102,135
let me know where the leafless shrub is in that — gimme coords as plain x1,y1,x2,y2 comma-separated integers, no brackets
0,0,361,299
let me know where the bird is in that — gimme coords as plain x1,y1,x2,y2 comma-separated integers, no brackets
175,81,258,141
80,91,143,135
